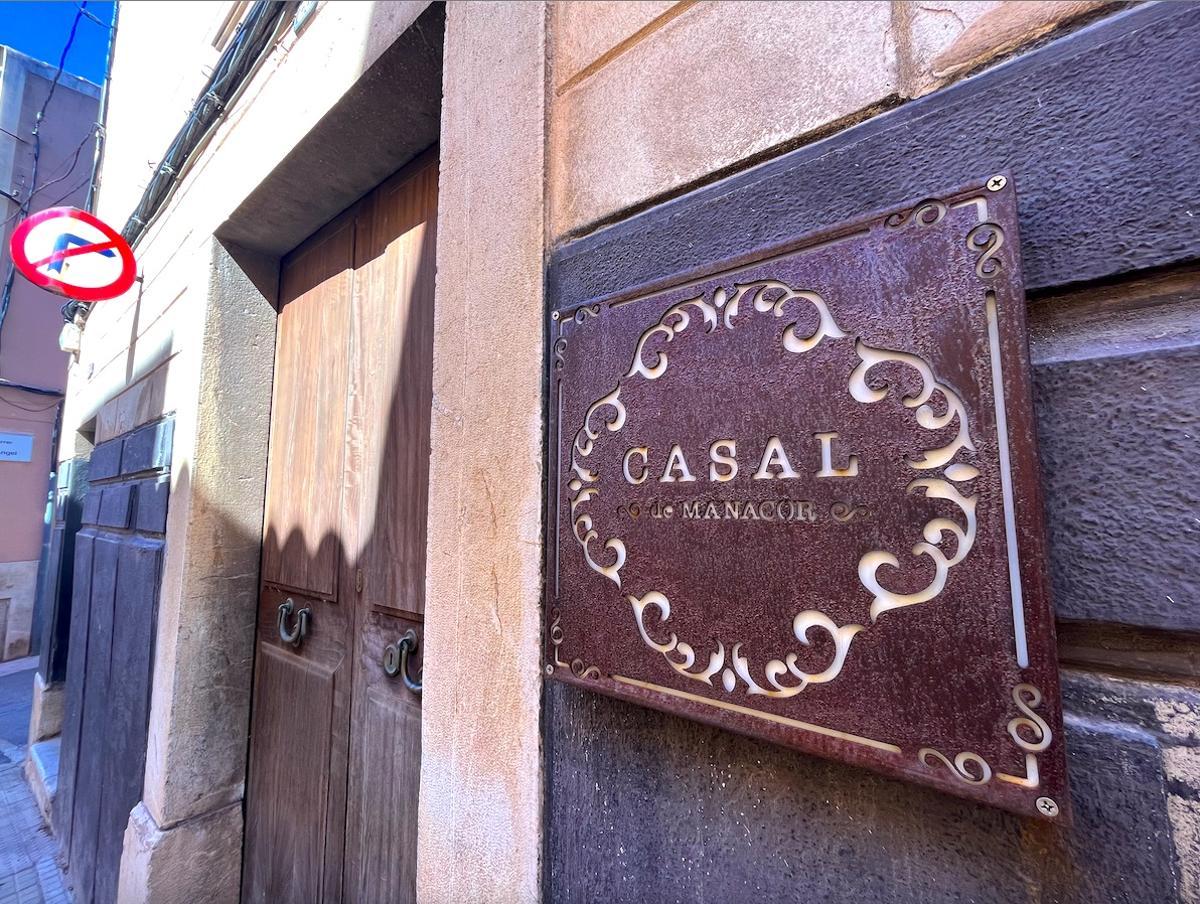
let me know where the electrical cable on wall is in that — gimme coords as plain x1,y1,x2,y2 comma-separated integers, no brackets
0,391,63,413
63,0,119,326
1,2,287,336
0,123,96,226
120,0,288,249
0,1,91,356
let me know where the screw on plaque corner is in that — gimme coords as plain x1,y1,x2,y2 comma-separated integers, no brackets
986,175,1008,192
1035,796,1060,817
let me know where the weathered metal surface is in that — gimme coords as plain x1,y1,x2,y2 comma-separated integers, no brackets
546,176,1068,819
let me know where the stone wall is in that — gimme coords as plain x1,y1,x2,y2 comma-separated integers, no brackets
547,0,1112,242
417,4,545,900
0,560,39,661
542,3,1200,902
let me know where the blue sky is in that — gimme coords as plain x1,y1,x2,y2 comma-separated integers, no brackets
0,1,115,85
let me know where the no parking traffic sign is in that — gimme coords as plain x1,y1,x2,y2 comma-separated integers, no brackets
9,207,136,302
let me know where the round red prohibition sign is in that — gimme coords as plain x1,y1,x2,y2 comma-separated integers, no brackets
9,207,137,302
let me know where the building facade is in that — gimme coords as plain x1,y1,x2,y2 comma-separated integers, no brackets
0,47,98,663
27,1,1200,902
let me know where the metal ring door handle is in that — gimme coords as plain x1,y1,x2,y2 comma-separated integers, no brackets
382,629,422,694
277,598,310,647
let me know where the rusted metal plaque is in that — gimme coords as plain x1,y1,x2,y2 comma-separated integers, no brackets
546,175,1070,820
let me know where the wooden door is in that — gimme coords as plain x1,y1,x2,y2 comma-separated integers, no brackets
243,151,437,904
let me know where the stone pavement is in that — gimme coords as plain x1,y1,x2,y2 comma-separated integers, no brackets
0,663,72,904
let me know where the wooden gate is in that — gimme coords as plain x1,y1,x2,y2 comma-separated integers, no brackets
55,416,174,904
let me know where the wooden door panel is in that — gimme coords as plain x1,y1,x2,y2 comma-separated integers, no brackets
93,538,163,904
245,150,436,904
343,610,422,904
243,646,334,904
261,215,354,598
248,212,358,904
243,588,350,904
53,527,94,852
68,533,119,897
348,155,437,617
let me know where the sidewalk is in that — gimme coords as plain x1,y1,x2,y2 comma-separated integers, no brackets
0,660,71,904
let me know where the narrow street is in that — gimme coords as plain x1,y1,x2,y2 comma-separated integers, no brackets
0,660,70,904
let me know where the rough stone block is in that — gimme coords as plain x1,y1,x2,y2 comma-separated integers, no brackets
89,437,123,481
119,417,174,476
549,4,1200,304
545,669,1192,903
95,360,171,445
134,477,170,535
138,240,274,836
901,0,1113,96
1034,344,1200,630
549,0,900,240
551,1,678,89
419,5,545,902
24,736,60,827
116,801,242,904
27,671,64,742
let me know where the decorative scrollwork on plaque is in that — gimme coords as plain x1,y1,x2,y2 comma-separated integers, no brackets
571,659,602,680
885,198,947,229
884,197,1004,281
627,295,720,380
549,612,567,667
567,387,628,587
554,303,604,371
966,222,1005,279
561,277,978,698
919,684,1052,788
918,749,993,784
830,502,869,523
549,610,604,680
629,591,863,698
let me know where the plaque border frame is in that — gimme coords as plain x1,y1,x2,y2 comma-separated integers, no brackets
544,174,1069,821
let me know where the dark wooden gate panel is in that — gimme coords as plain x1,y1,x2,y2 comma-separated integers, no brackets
53,525,93,851
54,417,173,904
68,533,118,895
36,456,90,690
93,537,164,904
